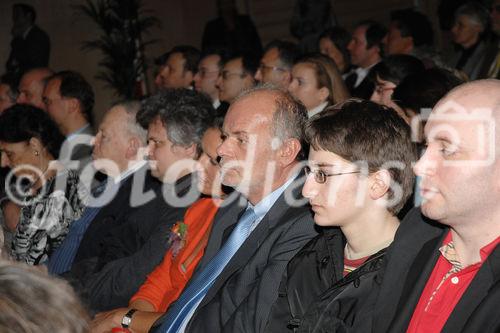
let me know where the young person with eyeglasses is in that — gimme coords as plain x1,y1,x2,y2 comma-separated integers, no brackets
264,99,417,332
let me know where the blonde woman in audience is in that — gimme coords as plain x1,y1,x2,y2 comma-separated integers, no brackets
288,54,350,118
0,259,90,332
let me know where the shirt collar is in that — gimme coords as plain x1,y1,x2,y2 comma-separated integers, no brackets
439,231,500,269
213,99,221,109
113,160,147,184
248,172,300,221
353,62,378,87
66,124,90,142
308,101,329,118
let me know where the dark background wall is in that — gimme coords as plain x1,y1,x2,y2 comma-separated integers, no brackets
0,0,438,124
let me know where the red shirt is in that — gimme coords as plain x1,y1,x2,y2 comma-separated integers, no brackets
407,232,500,333
343,255,369,277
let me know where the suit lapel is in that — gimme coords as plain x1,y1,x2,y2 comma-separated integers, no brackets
389,235,443,332
372,209,446,333
198,176,306,307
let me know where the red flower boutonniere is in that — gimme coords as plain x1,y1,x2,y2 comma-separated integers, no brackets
169,221,188,258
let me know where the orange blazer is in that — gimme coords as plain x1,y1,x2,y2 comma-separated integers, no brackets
130,197,219,311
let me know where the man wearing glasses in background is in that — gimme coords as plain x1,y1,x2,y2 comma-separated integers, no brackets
254,40,300,90
193,49,228,114
215,53,258,105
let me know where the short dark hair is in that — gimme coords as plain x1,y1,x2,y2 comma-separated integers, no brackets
263,40,300,70
165,45,201,74
0,259,89,333
137,89,214,158
241,52,260,77
200,46,231,70
390,9,434,47
371,54,425,86
154,52,170,66
48,71,95,125
0,104,65,158
357,20,387,51
306,99,417,214
13,3,36,23
392,67,464,113
224,53,260,77
319,27,352,68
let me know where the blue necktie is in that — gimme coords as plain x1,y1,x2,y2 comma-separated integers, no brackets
47,180,108,274
158,207,257,333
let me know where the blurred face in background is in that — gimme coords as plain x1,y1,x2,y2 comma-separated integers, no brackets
370,75,397,107
0,84,15,113
194,54,221,102
319,37,347,73
384,22,413,55
17,71,48,110
254,47,290,90
288,63,329,111
197,127,224,196
451,14,483,48
155,52,194,90
216,58,254,103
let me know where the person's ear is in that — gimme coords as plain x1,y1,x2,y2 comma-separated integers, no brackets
278,138,301,166
369,169,391,200
318,86,330,103
66,97,80,114
405,36,415,51
28,137,43,156
184,70,195,84
125,137,141,159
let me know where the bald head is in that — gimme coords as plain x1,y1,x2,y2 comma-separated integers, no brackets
414,79,500,227
432,79,500,150
438,79,500,110
17,67,53,110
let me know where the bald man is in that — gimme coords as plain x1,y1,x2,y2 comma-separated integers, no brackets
368,80,500,333
16,67,53,110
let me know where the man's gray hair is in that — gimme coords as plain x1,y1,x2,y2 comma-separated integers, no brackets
113,100,147,145
137,89,214,158
234,84,308,159
455,2,490,30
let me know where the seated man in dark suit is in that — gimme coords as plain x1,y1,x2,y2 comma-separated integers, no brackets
6,3,50,80
344,20,386,99
43,71,96,176
370,80,500,332
57,90,213,312
151,86,317,333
